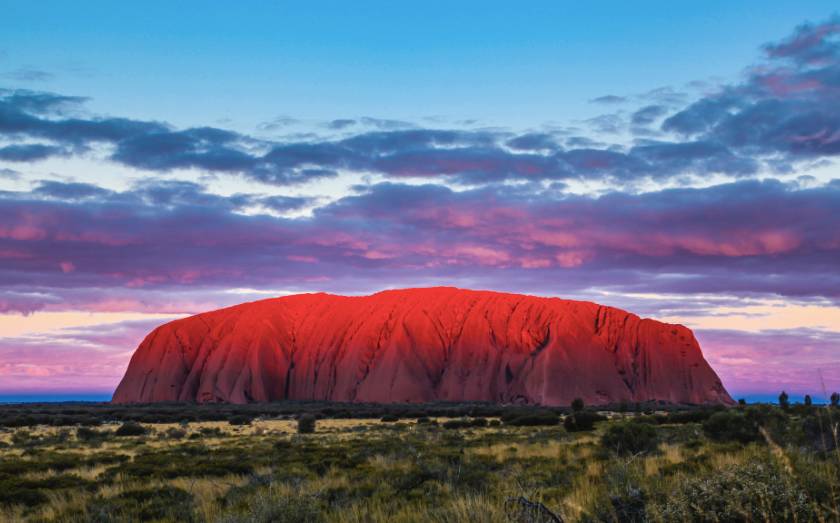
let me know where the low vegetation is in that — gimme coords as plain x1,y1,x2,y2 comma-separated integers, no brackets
0,400,836,521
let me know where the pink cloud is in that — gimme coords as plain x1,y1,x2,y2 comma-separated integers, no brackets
697,328,840,396
0,319,161,393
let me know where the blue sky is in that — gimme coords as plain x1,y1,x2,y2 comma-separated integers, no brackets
3,1,838,130
1,2,840,400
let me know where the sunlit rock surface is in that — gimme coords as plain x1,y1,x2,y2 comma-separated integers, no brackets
113,287,733,405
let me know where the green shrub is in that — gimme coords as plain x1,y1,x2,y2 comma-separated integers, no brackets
11,429,35,447
0,482,47,507
115,422,147,437
380,414,399,422
656,461,811,521
702,411,760,444
799,411,838,451
666,408,718,424
601,421,658,455
76,426,101,441
503,412,560,427
228,415,253,426
441,417,487,429
298,414,316,434
563,411,601,432
84,486,196,522
165,427,187,439
0,474,92,508
111,447,253,479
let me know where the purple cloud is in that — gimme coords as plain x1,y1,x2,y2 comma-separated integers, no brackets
698,328,840,397
0,178,838,316
664,16,840,158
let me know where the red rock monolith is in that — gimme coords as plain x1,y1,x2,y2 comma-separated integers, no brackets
112,287,733,405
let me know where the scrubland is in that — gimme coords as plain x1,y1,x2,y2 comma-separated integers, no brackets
0,402,837,522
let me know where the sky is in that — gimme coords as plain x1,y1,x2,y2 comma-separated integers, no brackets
1,1,839,402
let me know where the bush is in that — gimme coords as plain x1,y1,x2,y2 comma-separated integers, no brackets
76,426,96,441
799,411,838,451
666,409,718,424
0,474,92,508
571,398,585,412
11,430,35,447
442,417,487,429
502,411,560,427
601,421,658,455
297,414,316,434
656,461,811,521
228,415,253,426
563,411,601,432
702,411,759,443
165,427,187,439
380,414,400,422
76,426,109,442
84,486,196,522
115,422,147,437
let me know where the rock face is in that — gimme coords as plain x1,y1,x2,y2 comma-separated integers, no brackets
112,287,733,405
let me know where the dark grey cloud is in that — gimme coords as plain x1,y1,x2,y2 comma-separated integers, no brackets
327,118,356,130
629,140,759,177
763,16,840,65
505,133,561,152
663,16,840,160
0,143,65,162
259,194,315,212
631,104,669,126
111,127,256,173
590,95,627,104
0,88,761,186
0,89,86,115
33,180,112,200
